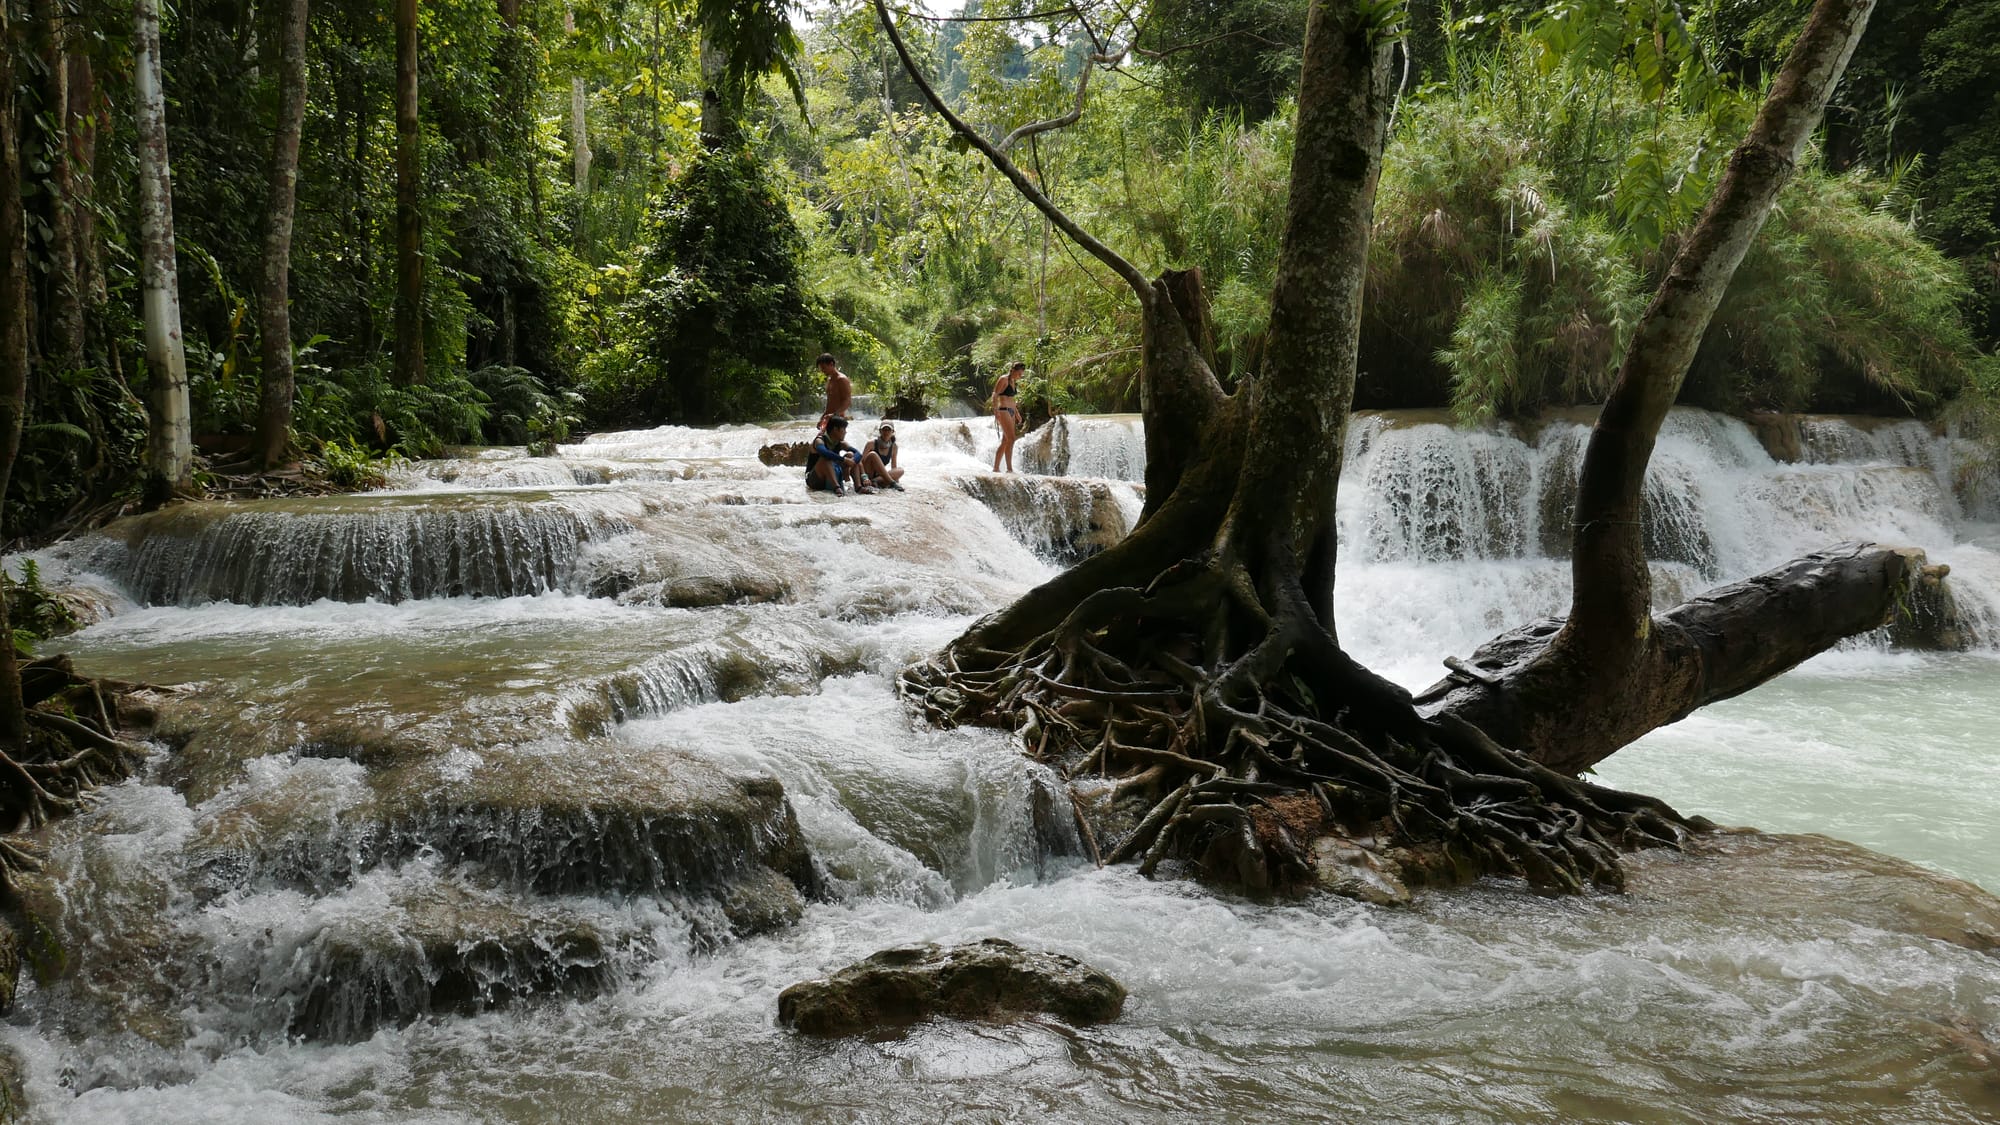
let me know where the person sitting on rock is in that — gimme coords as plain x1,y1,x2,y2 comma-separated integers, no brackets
863,422,905,491
807,416,873,495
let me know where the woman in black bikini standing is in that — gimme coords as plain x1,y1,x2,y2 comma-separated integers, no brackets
991,361,1026,473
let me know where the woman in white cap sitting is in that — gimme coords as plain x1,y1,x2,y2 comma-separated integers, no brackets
863,421,905,490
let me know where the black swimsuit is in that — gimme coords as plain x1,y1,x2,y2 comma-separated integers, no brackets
997,377,1019,416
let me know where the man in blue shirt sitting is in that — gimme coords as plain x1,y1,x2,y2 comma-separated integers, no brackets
807,416,874,495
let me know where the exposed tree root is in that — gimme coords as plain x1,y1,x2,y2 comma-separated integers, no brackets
0,661,149,902
903,554,1702,900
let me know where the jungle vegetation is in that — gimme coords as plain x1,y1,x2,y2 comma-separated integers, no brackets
0,0,1992,544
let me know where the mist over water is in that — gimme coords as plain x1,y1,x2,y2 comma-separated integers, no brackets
9,408,1999,1121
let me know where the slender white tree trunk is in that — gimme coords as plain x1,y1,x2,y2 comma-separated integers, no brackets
134,0,191,493
565,7,590,188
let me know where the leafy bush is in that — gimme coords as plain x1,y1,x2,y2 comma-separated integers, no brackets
315,439,392,491
622,144,835,424
1363,36,1984,419
4,559,82,656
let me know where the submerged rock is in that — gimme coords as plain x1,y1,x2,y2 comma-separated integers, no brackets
284,880,635,1042
777,938,1125,1037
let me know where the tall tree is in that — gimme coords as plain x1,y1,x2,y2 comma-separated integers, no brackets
31,0,84,375
883,0,1692,896
68,54,103,309
887,0,1903,896
566,5,592,187
1430,0,1889,774
135,0,193,498
1,0,30,747
253,0,312,468
393,0,425,386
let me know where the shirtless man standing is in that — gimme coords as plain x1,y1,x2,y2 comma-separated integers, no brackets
816,354,852,430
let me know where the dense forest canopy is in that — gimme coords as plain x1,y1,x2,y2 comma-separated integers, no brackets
1,0,1995,538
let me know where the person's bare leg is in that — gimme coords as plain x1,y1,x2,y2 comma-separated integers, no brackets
813,460,842,494
860,451,901,490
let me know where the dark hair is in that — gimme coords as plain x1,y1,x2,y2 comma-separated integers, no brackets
817,353,837,366
1009,361,1026,372
826,415,848,428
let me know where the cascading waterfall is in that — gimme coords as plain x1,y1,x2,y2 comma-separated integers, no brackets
6,406,1999,1123
1333,407,2000,680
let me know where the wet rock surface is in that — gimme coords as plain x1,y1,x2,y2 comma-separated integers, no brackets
777,938,1126,1037
758,441,812,467
954,474,1140,564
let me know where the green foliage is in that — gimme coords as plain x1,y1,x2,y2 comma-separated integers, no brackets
6,0,1998,547
468,365,583,453
4,559,82,657
624,145,832,423
1366,29,1981,419
1138,0,1310,122
314,439,392,490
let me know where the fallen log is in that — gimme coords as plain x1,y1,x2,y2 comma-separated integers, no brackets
1417,543,1940,776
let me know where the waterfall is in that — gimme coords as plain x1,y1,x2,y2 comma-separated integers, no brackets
1323,408,1999,681
10,405,2000,1116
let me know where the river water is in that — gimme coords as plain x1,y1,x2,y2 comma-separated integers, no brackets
5,409,1998,1122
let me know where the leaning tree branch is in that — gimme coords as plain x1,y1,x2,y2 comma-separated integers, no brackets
882,4,1081,24
1420,0,1884,780
873,0,1153,302
998,45,1128,154
1427,543,1931,774
1561,0,1879,661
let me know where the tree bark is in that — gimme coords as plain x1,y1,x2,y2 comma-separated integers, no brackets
392,0,425,386
253,0,311,468
565,5,591,188
570,81,591,188
1224,0,1392,630
1435,0,1880,771
68,55,105,310
1421,544,1927,774
32,0,83,376
1,0,31,744
699,34,730,149
135,0,193,498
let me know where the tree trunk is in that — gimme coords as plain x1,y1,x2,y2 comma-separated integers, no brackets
32,0,83,376
392,0,425,386
68,54,105,310
882,0,1694,899
135,0,193,498
1434,0,1879,771
699,34,730,149
570,78,591,188
253,0,311,468
1,0,31,744
1420,544,1928,774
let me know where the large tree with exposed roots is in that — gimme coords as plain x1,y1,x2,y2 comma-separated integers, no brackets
882,0,1902,897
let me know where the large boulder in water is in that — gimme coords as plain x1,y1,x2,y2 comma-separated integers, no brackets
777,938,1125,1036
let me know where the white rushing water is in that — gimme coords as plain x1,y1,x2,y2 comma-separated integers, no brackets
7,408,1999,1122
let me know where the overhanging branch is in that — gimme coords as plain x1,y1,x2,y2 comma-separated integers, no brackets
872,0,1153,303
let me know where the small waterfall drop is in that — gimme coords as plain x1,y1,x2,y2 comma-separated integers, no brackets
9,404,2000,1123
